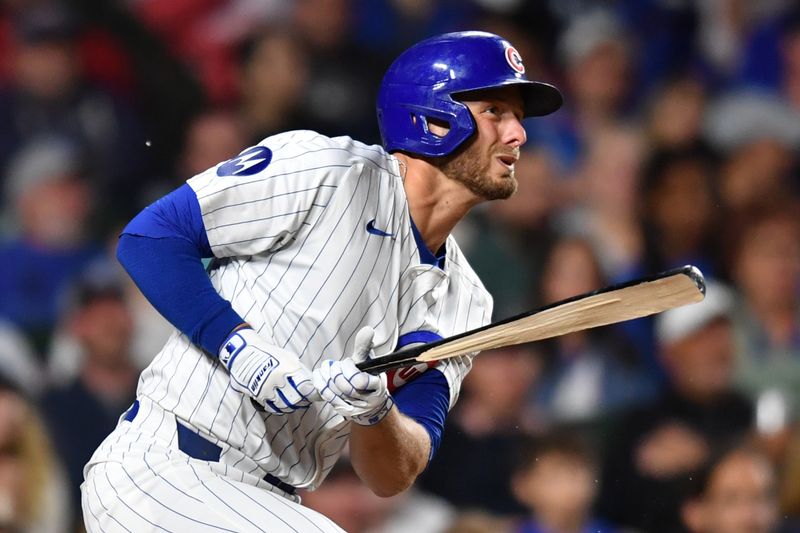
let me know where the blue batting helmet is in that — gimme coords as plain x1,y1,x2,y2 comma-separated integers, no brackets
376,31,563,157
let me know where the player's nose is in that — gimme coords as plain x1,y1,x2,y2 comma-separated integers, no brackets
502,115,527,148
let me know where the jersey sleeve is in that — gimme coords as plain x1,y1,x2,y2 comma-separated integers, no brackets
187,131,346,257
390,248,494,410
436,243,494,408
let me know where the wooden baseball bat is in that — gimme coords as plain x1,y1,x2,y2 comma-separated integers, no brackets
357,265,705,374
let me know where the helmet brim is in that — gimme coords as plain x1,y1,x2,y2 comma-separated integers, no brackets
519,81,564,117
453,80,563,118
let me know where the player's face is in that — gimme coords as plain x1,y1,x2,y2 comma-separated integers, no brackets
440,88,527,200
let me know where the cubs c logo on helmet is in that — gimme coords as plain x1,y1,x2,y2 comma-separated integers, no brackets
505,44,525,74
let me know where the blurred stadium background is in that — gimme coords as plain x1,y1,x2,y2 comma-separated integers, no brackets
0,0,799,531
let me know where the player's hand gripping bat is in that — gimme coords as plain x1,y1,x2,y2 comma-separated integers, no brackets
357,265,705,375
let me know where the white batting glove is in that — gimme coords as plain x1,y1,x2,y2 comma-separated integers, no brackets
219,327,319,414
312,326,394,426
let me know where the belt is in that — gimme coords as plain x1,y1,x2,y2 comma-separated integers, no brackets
122,400,296,495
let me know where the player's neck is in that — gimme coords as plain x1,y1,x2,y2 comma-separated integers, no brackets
397,153,479,253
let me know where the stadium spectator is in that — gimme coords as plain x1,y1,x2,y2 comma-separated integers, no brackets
420,346,541,515
555,124,646,280
290,0,387,142
0,2,151,221
511,433,619,533
597,282,754,533
178,108,248,180
638,144,722,278
63,0,209,190
0,376,70,532
558,9,633,123
604,143,723,373
526,9,634,172
530,237,654,429
131,0,286,105
0,136,103,352
720,137,797,215
726,202,800,417
681,445,782,533
235,29,311,145
645,76,707,151
40,275,138,519
45,232,172,385
551,124,655,373
705,93,800,214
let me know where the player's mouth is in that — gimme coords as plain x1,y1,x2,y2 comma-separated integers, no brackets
496,153,518,171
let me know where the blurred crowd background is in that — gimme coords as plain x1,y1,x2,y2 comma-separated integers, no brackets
0,0,799,531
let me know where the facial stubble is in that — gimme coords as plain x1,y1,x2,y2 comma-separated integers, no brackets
435,136,518,201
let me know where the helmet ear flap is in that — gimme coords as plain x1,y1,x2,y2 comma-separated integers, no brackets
387,99,475,157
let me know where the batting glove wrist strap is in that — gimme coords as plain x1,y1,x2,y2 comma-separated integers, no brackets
219,328,319,414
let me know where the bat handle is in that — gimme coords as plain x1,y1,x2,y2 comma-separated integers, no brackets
355,356,404,375
355,343,429,374
355,359,375,373
356,359,403,375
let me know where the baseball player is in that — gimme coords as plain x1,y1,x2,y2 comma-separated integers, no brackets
81,31,562,532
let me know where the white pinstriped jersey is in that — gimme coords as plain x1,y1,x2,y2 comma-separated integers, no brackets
91,130,492,491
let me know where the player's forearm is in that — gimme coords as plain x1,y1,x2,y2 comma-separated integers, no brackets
348,407,430,497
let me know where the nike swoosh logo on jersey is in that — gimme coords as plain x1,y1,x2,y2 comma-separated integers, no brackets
366,219,394,237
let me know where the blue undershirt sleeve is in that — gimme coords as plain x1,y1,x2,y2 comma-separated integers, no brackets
393,368,449,462
116,183,244,354
123,183,213,253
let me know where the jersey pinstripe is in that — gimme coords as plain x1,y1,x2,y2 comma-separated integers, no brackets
88,130,492,492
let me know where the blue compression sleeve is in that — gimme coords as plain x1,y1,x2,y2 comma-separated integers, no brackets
117,184,244,354
123,183,212,252
393,369,449,461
